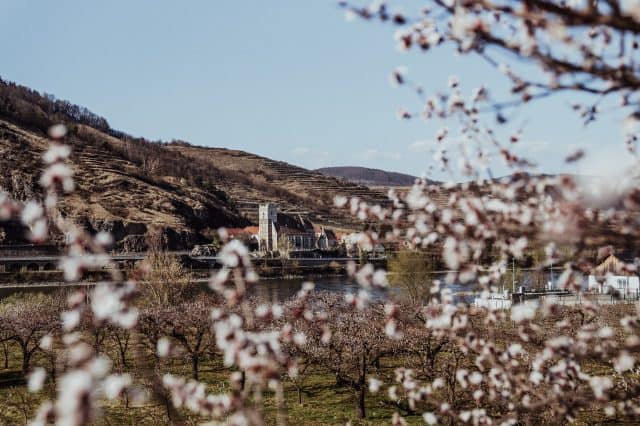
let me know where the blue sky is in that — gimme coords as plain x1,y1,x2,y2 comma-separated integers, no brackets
0,1,631,181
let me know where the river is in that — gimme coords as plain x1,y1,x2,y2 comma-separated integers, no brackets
0,275,385,301
0,274,481,303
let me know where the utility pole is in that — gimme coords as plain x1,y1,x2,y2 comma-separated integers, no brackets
512,257,516,294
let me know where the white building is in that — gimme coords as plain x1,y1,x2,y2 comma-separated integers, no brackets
340,232,385,258
587,254,640,295
473,291,512,310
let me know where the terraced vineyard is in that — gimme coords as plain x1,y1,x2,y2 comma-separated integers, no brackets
166,144,394,231
0,119,247,250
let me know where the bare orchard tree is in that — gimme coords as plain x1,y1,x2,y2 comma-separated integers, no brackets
79,310,109,356
161,295,218,380
137,305,171,367
106,324,132,371
401,304,450,381
284,292,404,419
0,293,61,375
286,357,313,406
139,294,219,380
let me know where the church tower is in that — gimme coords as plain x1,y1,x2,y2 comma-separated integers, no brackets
258,203,278,251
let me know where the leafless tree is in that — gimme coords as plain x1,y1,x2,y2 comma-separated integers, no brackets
106,325,132,371
0,293,60,375
284,292,403,419
139,294,218,380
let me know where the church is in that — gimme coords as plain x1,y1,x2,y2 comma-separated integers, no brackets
258,203,316,252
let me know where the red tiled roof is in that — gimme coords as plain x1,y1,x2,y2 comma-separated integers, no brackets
243,226,259,235
226,228,246,237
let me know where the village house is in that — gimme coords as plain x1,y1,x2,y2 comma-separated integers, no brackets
226,226,260,251
587,254,640,295
340,232,385,258
315,225,338,250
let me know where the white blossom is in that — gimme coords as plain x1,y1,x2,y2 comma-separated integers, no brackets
28,368,47,393
511,303,537,323
102,374,132,400
423,412,437,425
369,377,382,394
614,351,635,373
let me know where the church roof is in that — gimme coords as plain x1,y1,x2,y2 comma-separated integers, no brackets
274,212,314,235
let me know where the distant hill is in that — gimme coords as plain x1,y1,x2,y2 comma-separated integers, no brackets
0,78,392,250
162,145,391,229
315,166,420,187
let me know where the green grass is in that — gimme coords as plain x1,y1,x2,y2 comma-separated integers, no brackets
0,314,636,425
0,340,426,425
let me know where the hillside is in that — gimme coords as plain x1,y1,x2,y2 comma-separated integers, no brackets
0,120,247,251
0,79,390,250
316,166,419,187
165,145,390,228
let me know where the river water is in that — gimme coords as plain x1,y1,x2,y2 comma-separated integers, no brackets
249,275,387,301
0,274,481,303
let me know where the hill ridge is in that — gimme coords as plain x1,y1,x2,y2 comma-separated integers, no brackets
316,166,421,187
0,78,391,250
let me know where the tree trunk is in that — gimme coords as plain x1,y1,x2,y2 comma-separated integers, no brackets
164,394,173,422
356,350,367,419
114,332,130,370
22,348,30,375
191,356,199,380
298,387,302,405
119,346,128,369
428,353,436,380
2,343,8,369
356,386,366,419
48,354,57,387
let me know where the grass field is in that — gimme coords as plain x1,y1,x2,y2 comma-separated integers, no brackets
0,336,426,425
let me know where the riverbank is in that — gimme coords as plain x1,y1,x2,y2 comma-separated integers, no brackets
0,275,387,302
0,256,387,284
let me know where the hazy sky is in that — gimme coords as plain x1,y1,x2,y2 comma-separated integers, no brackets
0,1,631,180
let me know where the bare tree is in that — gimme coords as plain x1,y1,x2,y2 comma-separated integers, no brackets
287,358,312,406
0,293,60,375
285,292,403,419
137,251,191,307
106,325,132,371
139,294,217,380
387,249,435,304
